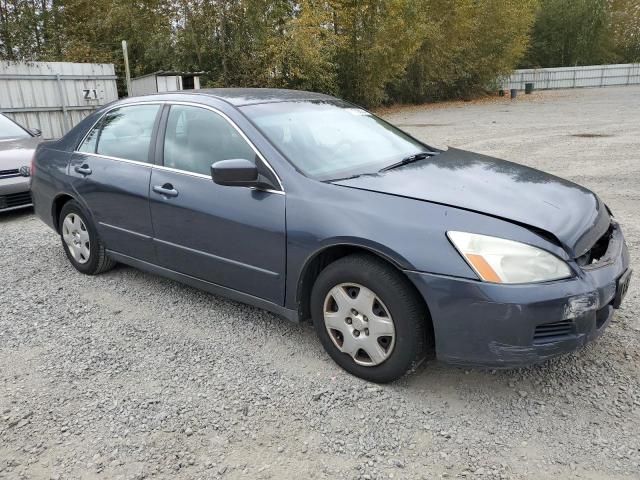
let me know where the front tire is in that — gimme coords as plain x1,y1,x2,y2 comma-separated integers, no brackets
311,254,429,383
59,200,115,275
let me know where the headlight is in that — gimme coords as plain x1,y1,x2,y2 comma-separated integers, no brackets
447,231,572,284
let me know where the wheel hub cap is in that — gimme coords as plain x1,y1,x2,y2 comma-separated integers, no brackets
62,213,91,264
323,283,396,367
351,314,366,331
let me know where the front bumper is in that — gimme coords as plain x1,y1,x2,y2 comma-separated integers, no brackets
406,224,631,368
0,177,32,212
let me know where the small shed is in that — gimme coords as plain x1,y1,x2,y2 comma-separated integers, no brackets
130,71,202,96
0,61,118,138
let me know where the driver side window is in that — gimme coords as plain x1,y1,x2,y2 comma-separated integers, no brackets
163,105,255,176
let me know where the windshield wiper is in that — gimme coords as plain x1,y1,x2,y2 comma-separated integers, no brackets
327,171,379,182
379,151,439,173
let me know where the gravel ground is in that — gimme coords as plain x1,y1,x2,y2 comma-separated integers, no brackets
1,86,639,480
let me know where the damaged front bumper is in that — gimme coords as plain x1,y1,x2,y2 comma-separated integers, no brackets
405,224,631,368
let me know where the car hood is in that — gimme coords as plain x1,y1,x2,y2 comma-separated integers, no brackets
0,136,41,170
332,148,609,258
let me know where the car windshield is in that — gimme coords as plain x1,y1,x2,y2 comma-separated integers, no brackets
242,101,430,181
0,115,30,139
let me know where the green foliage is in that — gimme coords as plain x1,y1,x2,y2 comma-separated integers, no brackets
610,0,640,62
0,0,62,60
60,0,174,73
0,0,638,106
331,0,427,106
522,0,616,67
264,1,339,93
173,0,337,92
391,0,538,103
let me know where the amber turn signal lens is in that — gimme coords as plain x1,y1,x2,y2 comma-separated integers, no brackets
466,254,502,283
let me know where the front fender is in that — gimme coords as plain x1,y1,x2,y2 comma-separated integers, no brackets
283,179,569,312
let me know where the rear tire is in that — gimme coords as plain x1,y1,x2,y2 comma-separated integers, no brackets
59,200,115,275
311,254,430,383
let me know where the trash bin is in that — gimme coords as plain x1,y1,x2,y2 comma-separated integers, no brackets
525,83,534,94
510,89,518,99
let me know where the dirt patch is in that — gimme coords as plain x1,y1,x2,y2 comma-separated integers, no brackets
570,133,615,138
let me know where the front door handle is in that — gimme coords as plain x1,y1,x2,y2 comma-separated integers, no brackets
153,183,179,198
74,164,92,176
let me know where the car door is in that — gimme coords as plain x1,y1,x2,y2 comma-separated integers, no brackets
149,104,286,305
70,103,161,263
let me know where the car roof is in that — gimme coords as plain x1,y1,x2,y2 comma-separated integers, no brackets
158,88,337,107
197,88,337,106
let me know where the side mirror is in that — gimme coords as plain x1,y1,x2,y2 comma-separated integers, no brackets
28,128,42,137
211,159,258,187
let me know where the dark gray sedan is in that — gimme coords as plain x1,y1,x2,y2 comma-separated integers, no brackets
0,113,42,212
31,89,631,382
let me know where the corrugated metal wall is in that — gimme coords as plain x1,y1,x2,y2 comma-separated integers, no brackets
156,75,181,93
502,63,640,91
0,61,118,138
130,74,158,96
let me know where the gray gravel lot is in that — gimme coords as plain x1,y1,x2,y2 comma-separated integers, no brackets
1,86,639,480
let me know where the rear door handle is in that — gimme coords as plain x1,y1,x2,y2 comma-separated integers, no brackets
74,165,92,175
153,183,179,198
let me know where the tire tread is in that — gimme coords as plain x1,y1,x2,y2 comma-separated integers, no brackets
93,241,116,274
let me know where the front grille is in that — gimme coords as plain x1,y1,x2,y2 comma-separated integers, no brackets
533,320,575,343
0,191,32,210
0,168,20,179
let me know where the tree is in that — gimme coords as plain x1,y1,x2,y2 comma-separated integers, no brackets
330,0,427,106
58,0,174,95
4,0,635,107
0,0,64,60
264,0,339,93
610,0,640,62
522,0,616,67
390,0,538,103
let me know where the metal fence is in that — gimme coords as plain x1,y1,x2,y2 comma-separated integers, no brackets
501,63,640,91
0,61,118,138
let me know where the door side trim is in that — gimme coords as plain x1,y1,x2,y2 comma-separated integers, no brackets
153,237,280,277
106,250,299,322
99,221,152,240
72,152,153,168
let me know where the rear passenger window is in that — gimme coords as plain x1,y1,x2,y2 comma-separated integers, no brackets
78,105,160,163
78,122,100,154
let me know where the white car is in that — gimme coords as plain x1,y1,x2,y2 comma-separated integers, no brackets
0,113,42,212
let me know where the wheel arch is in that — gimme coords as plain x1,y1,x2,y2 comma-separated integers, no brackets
296,243,434,344
51,193,75,233
51,192,98,234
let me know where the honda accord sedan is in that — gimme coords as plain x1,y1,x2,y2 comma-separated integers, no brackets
0,113,42,212
31,89,632,383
